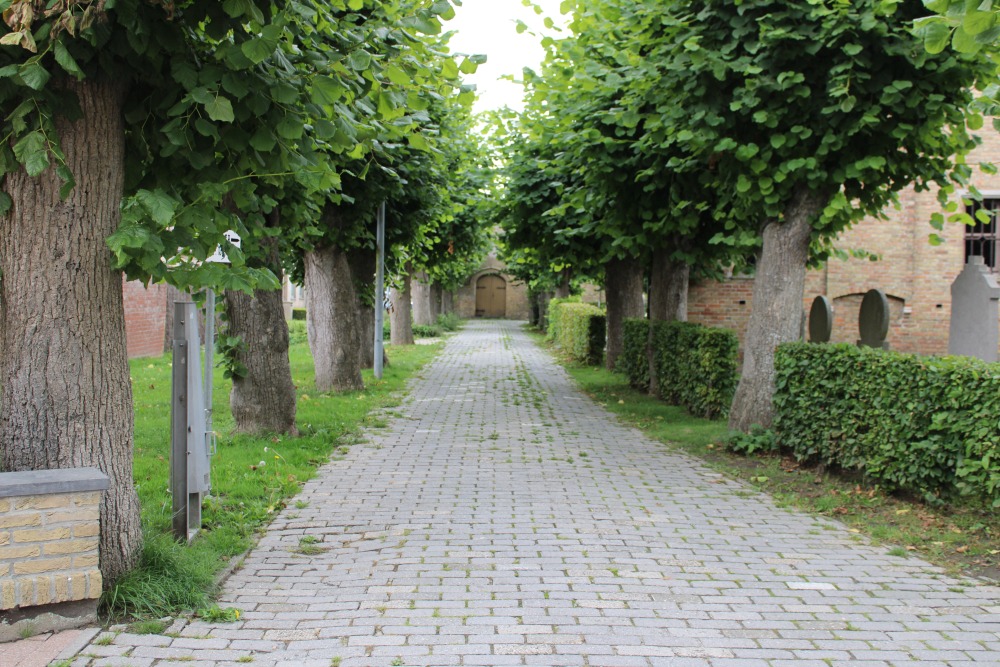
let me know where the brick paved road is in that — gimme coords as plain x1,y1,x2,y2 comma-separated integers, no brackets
71,320,1000,666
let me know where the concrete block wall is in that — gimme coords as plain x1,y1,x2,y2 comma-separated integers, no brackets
0,468,108,621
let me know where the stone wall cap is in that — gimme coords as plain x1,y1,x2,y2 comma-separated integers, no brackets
0,468,110,498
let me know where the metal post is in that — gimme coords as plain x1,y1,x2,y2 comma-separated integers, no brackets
170,302,189,542
203,289,215,454
374,202,386,379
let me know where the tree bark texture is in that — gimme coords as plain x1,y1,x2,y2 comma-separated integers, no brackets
647,253,690,395
411,271,433,326
554,270,572,299
223,236,297,435
0,77,141,584
728,187,828,432
441,290,454,315
304,245,364,392
429,283,443,322
346,248,380,370
604,257,645,371
390,266,414,345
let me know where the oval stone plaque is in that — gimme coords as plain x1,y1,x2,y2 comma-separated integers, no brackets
808,295,833,343
858,288,890,348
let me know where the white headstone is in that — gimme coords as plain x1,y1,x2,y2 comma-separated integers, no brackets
948,256,1000,361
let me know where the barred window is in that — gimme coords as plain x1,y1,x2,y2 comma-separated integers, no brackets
965,198,1000,271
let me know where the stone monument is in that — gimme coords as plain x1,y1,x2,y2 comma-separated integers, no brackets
808,295,833,343
858,288,890,349
948,256,1000,362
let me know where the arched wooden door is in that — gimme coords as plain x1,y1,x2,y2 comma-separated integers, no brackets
475,274,507,318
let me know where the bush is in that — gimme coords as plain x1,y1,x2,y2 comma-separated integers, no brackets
288,320,308,346
725,425,778,456
544,296,582,340
548,300,606,365
413,324,443,338
651,320,738,420
773,343,1000,505
436,312,462,331
619,319,650,389
292,308,306,321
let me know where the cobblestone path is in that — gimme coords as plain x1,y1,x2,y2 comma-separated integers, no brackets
73,320,1000,666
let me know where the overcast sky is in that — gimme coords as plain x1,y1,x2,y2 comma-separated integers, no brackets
444,0,567,113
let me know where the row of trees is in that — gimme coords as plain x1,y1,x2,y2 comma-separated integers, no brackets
0,0,491,583
494,0,994,430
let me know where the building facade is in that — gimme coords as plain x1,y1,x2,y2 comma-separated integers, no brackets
688,132,1000,357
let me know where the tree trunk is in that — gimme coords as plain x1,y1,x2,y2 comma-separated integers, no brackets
604,257,645,371
304,244,364,392
429,283,443,322
647,252,690,395
728,187,828,432
538,291,553,331
554,270,572,298
223,233,296,435
346,247,380,370
0,77,141,584
411,270,433,326
390,265,414,345
441,289,454,315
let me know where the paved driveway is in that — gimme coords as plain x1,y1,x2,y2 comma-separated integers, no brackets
71,320,1000,666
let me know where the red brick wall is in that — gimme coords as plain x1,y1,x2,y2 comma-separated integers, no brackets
123,279,166,359
688,127,1000,357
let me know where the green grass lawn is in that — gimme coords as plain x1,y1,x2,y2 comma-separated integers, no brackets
552,340,1000,583
104,339,441,621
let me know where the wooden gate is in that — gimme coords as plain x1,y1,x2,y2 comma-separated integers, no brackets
475,274,507,318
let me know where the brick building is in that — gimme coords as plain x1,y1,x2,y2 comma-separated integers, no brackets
122,279,169,359
688,131,1000,357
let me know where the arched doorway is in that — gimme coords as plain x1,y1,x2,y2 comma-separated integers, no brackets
475,274,507,318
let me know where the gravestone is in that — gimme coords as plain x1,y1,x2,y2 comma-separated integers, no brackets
948,256,1000,362
808,295,833,343
858,288,890,349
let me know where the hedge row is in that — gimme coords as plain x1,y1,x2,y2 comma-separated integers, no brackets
620,318,738,419
548,300,606,365
773,343,1000,506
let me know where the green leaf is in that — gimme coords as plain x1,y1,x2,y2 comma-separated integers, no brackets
310,76,344,106
0,191,11,215
249,128,277,152
952,26,982,53
347,50,372,71
963,9,995,35
12,131,48,176
921,19,952,54
241,38,274,65
348,0,364,9
386,65,410,86
408,133,431,152
204,95,235,122
18,62,50,91
53,42,84,79
136,189,178,226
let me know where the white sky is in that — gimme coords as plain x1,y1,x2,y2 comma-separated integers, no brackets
444,0,568,113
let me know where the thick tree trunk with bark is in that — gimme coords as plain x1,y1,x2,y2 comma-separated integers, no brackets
429,283,443,322
728,188,828,432
390,266,414,345
411,271,433,326
304,244,363,392
647,252,690,395
441,289,454,315
604,257,645,371
346,248,387,370
554,270,572,298
538,291,554,331
223,233,296,435
0,77,141,584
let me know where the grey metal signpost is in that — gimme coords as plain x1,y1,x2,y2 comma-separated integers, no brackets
375,202,386,380
170,231,240,542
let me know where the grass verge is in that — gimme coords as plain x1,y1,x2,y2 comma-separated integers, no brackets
552,342,1000,583
103,340,441,621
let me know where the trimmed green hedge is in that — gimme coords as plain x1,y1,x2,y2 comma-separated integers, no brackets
549,300,606,365
774,343,1000,506
652,321,738,419
619,317,738,420
620,319,650,390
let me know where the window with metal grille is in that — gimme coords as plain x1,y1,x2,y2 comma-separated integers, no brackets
965,198,1000,271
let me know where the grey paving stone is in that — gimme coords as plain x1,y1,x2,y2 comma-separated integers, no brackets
66,321,1000,665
